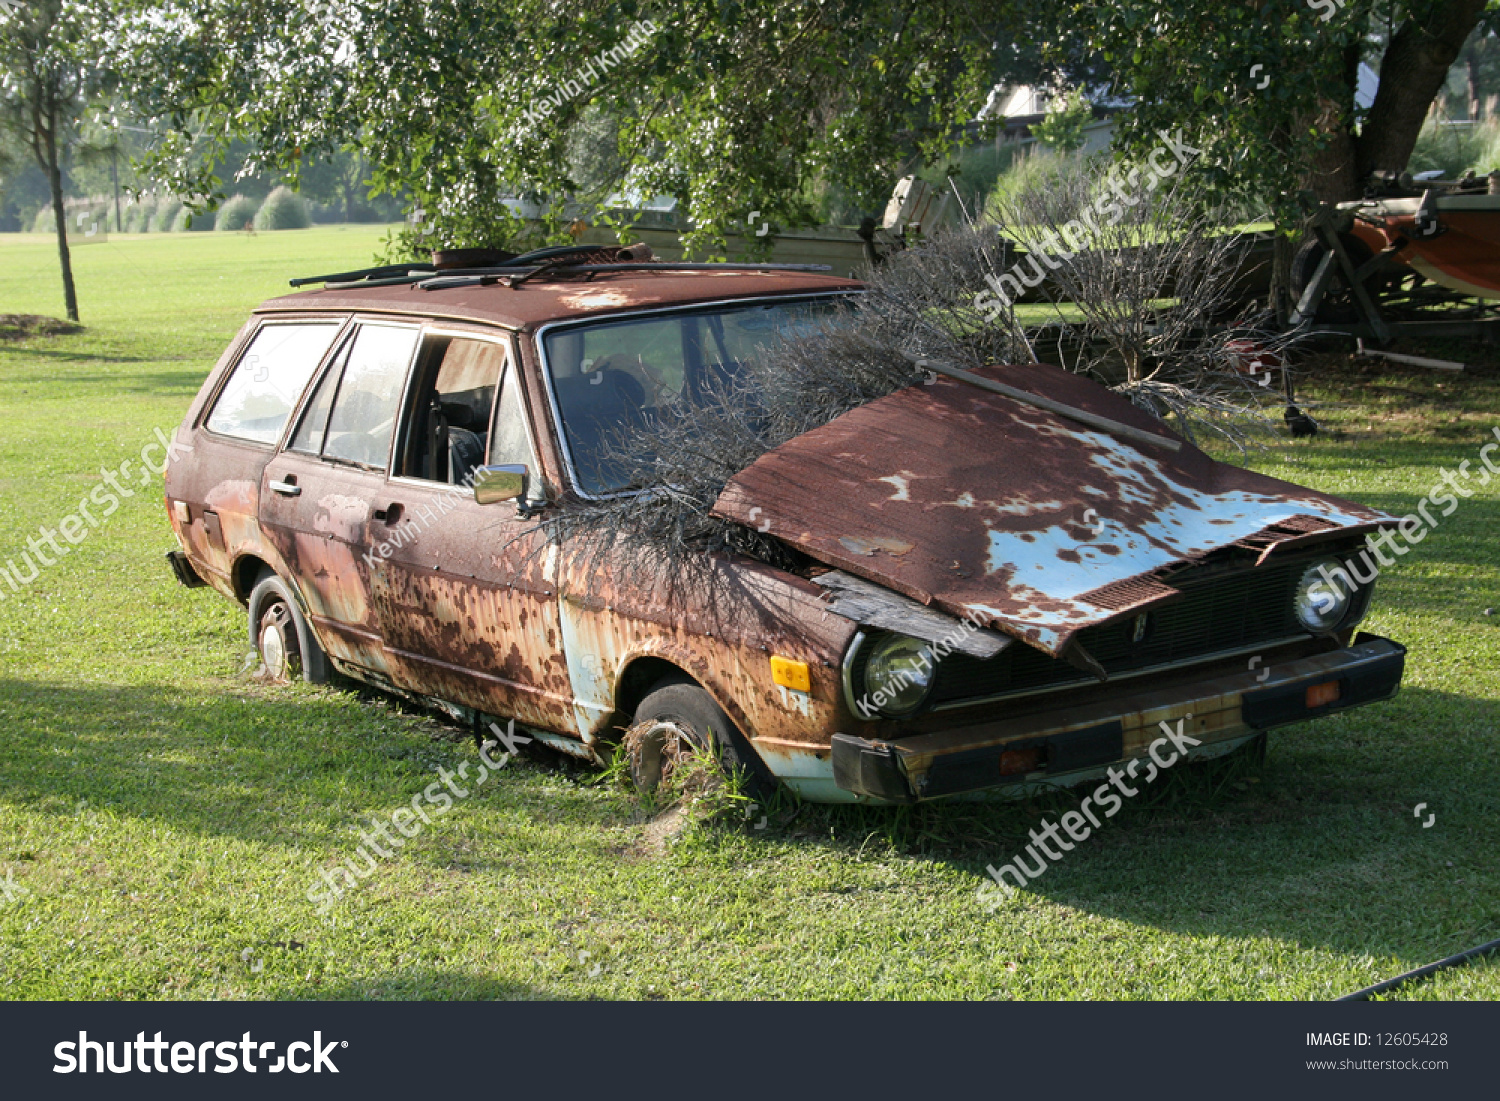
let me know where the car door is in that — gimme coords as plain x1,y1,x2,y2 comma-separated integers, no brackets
258,318,423,676
174,317,345,590
363,327,576,735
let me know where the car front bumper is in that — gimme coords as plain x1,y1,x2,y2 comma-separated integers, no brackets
831,633,1406,804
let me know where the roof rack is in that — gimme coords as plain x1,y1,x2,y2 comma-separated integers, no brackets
295,254,835,292
290,243,650,289
289,262,436,288
414,260,834,291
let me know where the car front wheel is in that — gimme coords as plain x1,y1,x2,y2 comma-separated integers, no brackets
626,676,775,799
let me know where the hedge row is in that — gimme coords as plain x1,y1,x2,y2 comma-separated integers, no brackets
29,188,316,234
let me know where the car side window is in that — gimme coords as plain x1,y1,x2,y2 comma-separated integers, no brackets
205,322,340,445
288,336,349,455
286,322,419,470
489,361,541,471
323,324,421,469
393,335,507,485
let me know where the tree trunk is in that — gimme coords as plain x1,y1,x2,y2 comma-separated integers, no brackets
40,104,79,323
1308,102,1361,202
110,146,121,231
341,156,361,222
1307,43,1363,203
1356,0,1487,180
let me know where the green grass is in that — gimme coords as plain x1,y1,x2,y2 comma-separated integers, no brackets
1,226,1497,1000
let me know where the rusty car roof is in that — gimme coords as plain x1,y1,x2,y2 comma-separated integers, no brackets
255,268,863,330
712,361,1390,660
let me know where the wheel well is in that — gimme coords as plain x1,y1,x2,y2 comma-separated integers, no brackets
232,555,274,603
614,657,690,723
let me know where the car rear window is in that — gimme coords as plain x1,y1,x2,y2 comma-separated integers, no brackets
206,322,341,445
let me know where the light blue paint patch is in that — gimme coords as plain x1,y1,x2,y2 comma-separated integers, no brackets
977,496,1066,516
978,426,1374,637
556,598,618,743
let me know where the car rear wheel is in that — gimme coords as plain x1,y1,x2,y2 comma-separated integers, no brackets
626,676,775,799
247,573,329,684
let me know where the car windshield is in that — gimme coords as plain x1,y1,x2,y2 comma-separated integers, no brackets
543,296,847,495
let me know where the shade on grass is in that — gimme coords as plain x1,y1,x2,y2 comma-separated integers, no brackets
0,227,1495,1001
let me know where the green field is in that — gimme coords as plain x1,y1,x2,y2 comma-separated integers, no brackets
0,226,1496,1000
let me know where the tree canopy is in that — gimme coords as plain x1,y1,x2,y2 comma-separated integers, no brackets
1080,0,1491,212
117,1,1016,251
100,0,1500,257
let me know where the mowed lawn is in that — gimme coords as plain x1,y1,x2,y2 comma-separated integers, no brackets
0,226,1497,1001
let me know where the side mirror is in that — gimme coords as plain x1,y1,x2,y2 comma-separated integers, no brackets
473,464,529,505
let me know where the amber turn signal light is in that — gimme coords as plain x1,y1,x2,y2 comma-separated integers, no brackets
999,747,1044,776
1306,680,1341,709
770,655,811,693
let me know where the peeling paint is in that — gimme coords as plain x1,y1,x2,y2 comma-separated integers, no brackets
714,362,1390,657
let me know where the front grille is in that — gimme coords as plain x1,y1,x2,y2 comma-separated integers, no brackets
929,557,1312,707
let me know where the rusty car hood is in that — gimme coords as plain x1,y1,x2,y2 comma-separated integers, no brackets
711,362,1388,658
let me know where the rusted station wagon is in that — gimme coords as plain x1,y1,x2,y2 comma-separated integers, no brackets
164,247,1406,804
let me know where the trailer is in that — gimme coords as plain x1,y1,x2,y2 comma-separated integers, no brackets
1290,174,1500,344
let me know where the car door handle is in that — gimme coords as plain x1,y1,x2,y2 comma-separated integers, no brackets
373,503,403,524
268,478,301,497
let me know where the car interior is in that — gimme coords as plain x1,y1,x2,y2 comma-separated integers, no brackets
395,336,508,486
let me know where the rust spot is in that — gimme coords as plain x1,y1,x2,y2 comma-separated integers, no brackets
839,535,914,557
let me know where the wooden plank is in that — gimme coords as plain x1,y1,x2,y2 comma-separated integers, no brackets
814,570,1010,659
902,353,1183,453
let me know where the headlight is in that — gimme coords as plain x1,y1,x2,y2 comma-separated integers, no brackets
1294,556,1355,632
856,632,937,718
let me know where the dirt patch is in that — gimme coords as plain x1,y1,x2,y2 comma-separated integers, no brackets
0,314,81,341
629,804,689,860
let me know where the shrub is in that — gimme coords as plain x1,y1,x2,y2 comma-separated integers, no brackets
253,185,310,230
918,143,1022,220
30,206,55,233
215,194,260,232
1032,88,1093,153
983,149,1073,221
153,199,184,232
306,199,341,224
173,205,215,231
1476,119,1500,177
1409,118,1495,179
124,200,158,233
